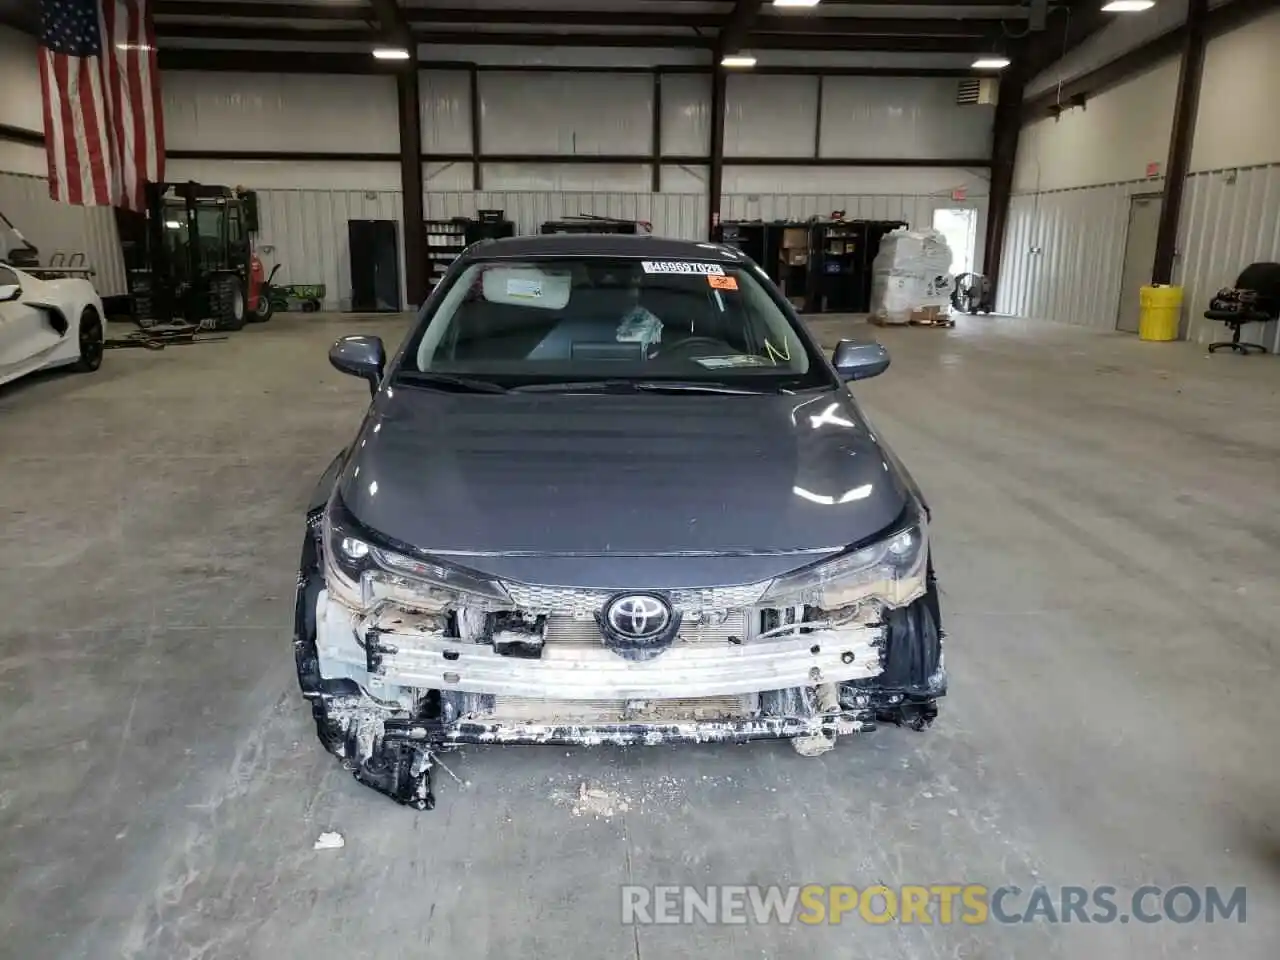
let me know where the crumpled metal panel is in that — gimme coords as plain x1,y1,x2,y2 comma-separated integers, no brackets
0,171,127,296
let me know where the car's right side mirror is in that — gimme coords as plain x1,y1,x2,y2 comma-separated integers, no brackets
329,335,386,396
0,282,21,303
832,339,890,381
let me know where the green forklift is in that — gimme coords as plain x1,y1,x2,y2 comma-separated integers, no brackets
124,181,262,330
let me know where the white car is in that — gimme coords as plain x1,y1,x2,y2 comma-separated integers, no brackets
0,263,105,387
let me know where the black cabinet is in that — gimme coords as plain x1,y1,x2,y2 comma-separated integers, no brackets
348,219,401,312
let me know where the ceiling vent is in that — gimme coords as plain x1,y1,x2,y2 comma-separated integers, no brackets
956,78,1000,105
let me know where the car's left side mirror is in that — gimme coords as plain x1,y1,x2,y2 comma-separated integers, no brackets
832,339,890,381
329,335,386,396
0,282,21,303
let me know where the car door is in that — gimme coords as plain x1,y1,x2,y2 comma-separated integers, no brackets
0,266,60,378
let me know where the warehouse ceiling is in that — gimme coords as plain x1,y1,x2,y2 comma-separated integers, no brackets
0,0,1110,74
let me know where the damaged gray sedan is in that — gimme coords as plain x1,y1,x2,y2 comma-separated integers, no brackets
294,235,944,809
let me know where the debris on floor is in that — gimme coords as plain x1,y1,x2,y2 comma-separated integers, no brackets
570,781,630,819
313,831,345,850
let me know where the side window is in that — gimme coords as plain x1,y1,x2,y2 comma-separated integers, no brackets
227,207,243,245
0,266,19,286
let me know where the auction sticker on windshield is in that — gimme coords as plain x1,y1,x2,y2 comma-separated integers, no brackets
642,261,725,275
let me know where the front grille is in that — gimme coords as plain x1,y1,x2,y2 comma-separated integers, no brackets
542,610,749,646
487,694,755,724
502,582,768,618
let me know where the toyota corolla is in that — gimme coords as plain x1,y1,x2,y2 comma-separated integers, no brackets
293,235,944,809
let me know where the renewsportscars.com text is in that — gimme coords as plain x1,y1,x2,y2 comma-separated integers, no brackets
621,884,1247,926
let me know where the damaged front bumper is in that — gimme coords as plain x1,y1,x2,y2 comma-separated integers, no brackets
293,528,945,811
316,595,885,700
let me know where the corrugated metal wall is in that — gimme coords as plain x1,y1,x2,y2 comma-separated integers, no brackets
996,182,1144,329
164,72,400,154
0,171,127,297
1178,163,1280,349
997,164,1280,351
251,188,707,310
253,188,405,312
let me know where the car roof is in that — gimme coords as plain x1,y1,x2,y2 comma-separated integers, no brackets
461,233,746,264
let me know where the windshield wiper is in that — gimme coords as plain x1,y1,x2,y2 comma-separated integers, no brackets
633,380,790,396
511,379,784,395
395,371,509,394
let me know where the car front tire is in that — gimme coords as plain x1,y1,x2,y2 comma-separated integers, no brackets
74,307,104,372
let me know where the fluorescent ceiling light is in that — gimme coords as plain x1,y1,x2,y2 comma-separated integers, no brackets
773,0,822,7
971,57,1011,69
1102,0,1156,10
372,47,410,60
721,54,757,68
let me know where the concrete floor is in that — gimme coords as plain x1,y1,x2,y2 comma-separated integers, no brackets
1,312,1277,959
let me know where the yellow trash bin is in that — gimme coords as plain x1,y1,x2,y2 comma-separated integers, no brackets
1138,285,1182,341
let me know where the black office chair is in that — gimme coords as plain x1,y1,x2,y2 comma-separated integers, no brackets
1204,262,1280,354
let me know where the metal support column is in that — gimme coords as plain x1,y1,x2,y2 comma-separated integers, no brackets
397,64,426,309
1152,0,1208,285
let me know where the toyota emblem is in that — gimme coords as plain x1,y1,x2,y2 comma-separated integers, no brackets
606,594,671,640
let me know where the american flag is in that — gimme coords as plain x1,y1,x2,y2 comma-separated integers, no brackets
37,0,165,210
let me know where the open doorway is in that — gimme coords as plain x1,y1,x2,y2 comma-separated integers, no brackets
932,208,978,277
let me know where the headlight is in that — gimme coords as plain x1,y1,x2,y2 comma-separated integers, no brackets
323,502,511,613
759,513,928,610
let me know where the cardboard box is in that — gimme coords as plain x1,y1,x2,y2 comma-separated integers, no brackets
781,227,808,249
779,249,808,266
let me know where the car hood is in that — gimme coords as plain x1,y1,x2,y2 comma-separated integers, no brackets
339,388,912,586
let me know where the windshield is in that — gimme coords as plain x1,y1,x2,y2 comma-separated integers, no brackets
402,257,832,390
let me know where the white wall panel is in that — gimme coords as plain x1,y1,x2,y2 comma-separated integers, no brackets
996,181,1157,328
479,72,653,156
660,163,706,194
0,141,47,178
1013,57,1179,193
1192,7,1280,172
724,75,818,159
166,159,401,191
0,26,43,136
1177,164,1280,349
1027,0,1189,97
482,163,651,192
722,165,988,197
660,73,711,158
424,190,706,242
252,188,405,311
820,77,993,160
162,72,399,153
0,172,126,297
419,70,473,155
424,160,473,192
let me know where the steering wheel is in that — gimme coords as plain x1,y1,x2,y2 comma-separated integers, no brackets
653,336,734,357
